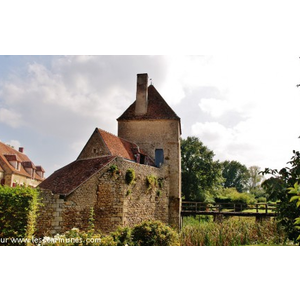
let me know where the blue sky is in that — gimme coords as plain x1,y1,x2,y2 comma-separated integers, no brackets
1,1,300,178
1,55,300,177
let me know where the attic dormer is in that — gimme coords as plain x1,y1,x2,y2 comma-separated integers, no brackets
4,154,21,170
22,161,36,177
36,166,45,178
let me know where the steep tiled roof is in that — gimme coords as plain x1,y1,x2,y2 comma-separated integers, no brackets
98,129,154,165
39,156,115,195
117,84,180,121
0,141,44,180
98,129,137,161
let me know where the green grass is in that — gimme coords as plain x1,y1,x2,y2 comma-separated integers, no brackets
180,216,292,246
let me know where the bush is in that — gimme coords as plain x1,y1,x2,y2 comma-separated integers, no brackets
215,188,255,210
39,221,179,246
0,185,41,245
131,220,179,246
111,226,133,245
40,228,117,246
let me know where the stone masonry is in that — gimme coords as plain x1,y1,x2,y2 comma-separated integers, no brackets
37,73,181,236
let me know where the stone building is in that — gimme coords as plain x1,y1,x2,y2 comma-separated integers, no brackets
0,141,45,187
37,73,181,236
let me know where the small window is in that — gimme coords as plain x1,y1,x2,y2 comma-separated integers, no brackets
140,154,146,165
155,149,164,167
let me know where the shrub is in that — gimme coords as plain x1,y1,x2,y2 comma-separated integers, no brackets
111,226,133,246
0,185,41,245
215,188,256,211
40,228,117,246
131,220,179,246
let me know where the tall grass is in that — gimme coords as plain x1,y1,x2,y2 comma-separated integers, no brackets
180,217,290,246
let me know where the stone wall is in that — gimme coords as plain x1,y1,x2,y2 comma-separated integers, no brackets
118,119,181,228
117,158,169,228
77,129,109,160
36,190,64,236
36,157,171,236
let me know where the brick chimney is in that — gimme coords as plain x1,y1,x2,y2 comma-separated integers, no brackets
135,73,148,115
19,147,24,153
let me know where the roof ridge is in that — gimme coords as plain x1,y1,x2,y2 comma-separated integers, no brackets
76,154,116,162
97,128,139,148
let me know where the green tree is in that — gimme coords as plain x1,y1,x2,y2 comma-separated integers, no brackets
181,136,222,202
248,166,263,191
288,182,300,241
221,160,250,192
261,150,300,243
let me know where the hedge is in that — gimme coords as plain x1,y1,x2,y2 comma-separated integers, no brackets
0,185,40,245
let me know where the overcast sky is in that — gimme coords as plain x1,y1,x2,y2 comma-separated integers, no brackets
1,1,300,177
0,54,300,176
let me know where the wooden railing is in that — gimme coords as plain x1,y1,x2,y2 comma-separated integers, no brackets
181,201,277,216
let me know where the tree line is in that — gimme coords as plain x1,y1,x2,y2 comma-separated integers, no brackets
181,136,300,243
181,136,264,203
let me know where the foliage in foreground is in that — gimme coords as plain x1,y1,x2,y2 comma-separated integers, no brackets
39,218,291,246
261,150,300,242
180,217,290,246
131,220,179,246
288,182,300,241
41,220,180,246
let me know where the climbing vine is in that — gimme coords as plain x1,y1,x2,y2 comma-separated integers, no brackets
109,164,121,178
125,168,136,185
146,175,164,197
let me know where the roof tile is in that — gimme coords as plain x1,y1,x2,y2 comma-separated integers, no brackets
98,129,137,161
39,156,115,195
117,85,180,121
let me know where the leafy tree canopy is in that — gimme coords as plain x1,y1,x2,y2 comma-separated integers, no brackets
221,160,250,192
181,136,222,202
261,150,300,242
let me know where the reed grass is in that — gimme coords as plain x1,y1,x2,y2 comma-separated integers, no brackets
180,216,291,246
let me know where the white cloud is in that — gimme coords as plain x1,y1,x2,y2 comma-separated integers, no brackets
1,54,300,175
0,108,23,128
0,56,173,174
198,98,243,119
